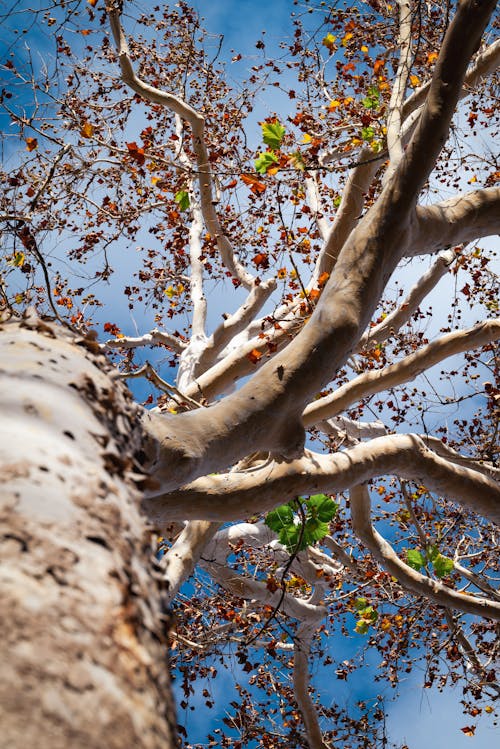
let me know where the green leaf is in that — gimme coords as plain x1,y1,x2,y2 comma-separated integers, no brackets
307,494,338,523
433,554,454,578
265,504,294,533
359,605,378,623
361,125,375,141
174,189,190,211
254,150,279,174
354,597,369,611
362,85,380,110
426,544,439,562
279,523,308,554
407,549,425,571
302,517,330,546
355,619,369,635
261,121,285,150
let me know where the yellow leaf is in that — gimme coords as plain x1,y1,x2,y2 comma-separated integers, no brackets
328,99,341,110
302,133,312,144
427,51,438,64
361,45,369,53
164,286,175,298
151,176,160,185
15,293,24,304
80,121,94,138
341,32,353,46
25,137,38,151
409,74,420,88
469,174,477,183
277,267,287,279
485,706,494,714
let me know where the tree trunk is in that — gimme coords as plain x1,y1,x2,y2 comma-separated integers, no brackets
0,313,177,749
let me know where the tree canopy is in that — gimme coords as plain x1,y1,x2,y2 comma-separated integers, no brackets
1,1,499,747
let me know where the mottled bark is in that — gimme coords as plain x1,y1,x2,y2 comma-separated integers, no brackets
0,314,177,749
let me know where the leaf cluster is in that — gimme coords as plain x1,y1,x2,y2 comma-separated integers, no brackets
265,494,338,554
406,545,454,578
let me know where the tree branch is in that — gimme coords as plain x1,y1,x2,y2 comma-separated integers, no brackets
304,318,500,425
411,188,500,256
143,434,500,525
350,484,500,621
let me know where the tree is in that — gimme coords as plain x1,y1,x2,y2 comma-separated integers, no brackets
1,0,499,747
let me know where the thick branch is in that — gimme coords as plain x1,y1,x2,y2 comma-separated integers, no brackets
411,188,500,256
143,434,500,525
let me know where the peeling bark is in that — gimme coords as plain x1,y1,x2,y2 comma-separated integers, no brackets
0,314,178,749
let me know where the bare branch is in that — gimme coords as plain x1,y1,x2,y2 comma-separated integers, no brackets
357,249,455,350
411,188,500,257
350,484,500,620
103,329,186,354
385,0,412,176
304,318,500,425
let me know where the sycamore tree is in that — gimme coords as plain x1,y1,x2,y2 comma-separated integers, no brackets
1,0,500,747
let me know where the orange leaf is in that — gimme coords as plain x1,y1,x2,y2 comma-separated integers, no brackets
80,29,91,36
126,141,146,165
373,59,385,74
460,726,476,737
25,137,38,151
80,122,94,138
247,348,263,364
251,252,269,269
241,173,266,194
427,51,438,64
317,272,330,288
87,0,98,6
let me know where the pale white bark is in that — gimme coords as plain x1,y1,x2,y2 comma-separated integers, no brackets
356,249,455,350
103,328,186,353
385,0,412,177
144,434,500,525
0,314,177,749
293,624,329,749
161,520,220,604
304,318,500,425
350,484,500,620
411,188,500,256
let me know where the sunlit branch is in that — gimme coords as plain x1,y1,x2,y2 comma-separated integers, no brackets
411,188,500,256
357,249,455,350
293,623,329,749
350,484,500,621
195,278,277,372
401,38,500,130
107,6,255,288
144,434,500,525
305,175,330,242
385,0,412,177
174,114,207,341
421,435,500,481
114,363,202,409
103,328,186,354
392,0,497,205
304,318,500,425
310,146,378,284
319,415,388,445
161,520,220,604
